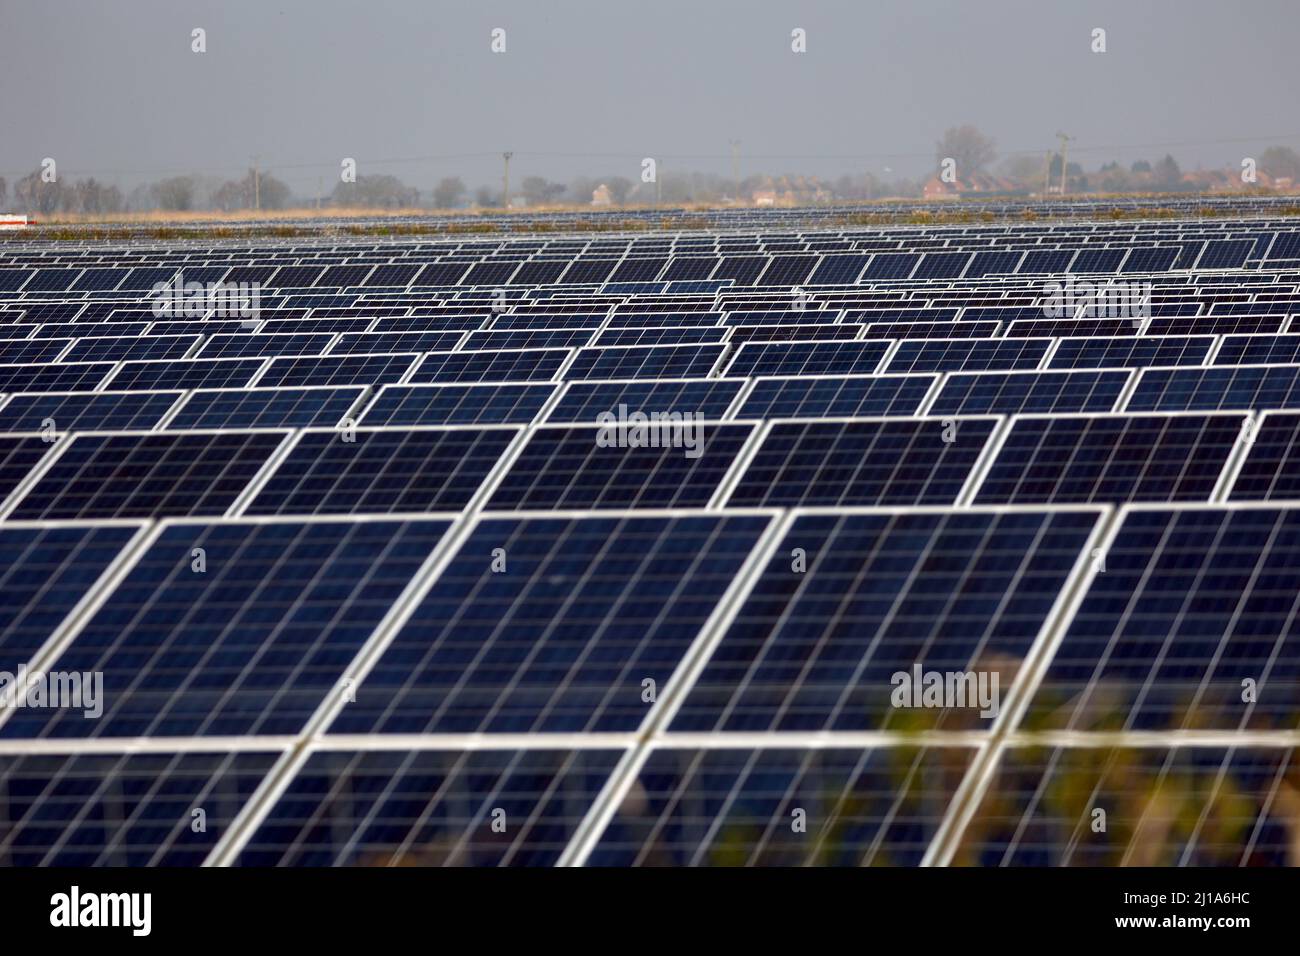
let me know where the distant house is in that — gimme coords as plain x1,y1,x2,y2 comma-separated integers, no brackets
752,189,777,207
922,171,1020,198
591,184,613,206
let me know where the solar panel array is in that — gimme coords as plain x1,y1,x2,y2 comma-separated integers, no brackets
3,206,1300,867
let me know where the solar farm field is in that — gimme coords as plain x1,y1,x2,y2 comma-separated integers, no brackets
1,204,1300,869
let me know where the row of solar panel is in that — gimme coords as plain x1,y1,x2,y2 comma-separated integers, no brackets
9,332,1300,395
0,411,1298,517
3,505,1300,738
0,742,1291,866
1,504,1299,864
9,359,1300,431
0,742,1293,866
0,237,1283,294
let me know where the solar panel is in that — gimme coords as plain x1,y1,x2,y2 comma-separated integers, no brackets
588,746,973,866
567,345,725,380
724,417,999,507
327,512,771,734
971,413,1242,504
884,338,1050,374
485,424,753,510
0,391,181,432
257,353,417,388
953,745,1297,866
726,340,890,376
8,431,287,520
360,383,557,425
167,386,366,429
930,370,1130,415
672,509,1101,732
1021,506,1300,731
736,374,935,418
239,748,621,866
0,518,452,739
244,427,517,515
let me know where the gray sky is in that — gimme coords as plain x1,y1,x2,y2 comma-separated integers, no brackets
3,0,1299,195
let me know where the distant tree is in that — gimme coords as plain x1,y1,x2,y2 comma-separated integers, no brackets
605,177,633,205
474,185,500,207
1130,159,1152,174
1152,154,1182,188
567,176,599,204
151,176,196,211
0,177,6,207
999,154,1043,190
212,169,292,211
332,174,417,209
520,176,565,206
935,125,997,176
431,177,467,209
13,169,62,214
1260,146,1300,181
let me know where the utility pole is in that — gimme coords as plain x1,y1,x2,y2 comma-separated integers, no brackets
502,151,513,209
1055,131,1074,196
729,139,741,198
251,155,261,211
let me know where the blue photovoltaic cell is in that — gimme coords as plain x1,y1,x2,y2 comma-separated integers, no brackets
0,751,280,866
1227,413,1300,499
567,345,725,380
0,362,114,393
588,747,972,866
409,348,568,384
239,749,621,867
1127,365,1300,412
487,424,753,510
197,333,335,359
806,254,870,285
0,519,452,740
328,513,770,735
725,340,890,377
1048,336,1214,369
257,353,417,388
955,746,1298,866
930,370,1130,415
360,383,556,425
593,326,725,347
965,250,1023,277
673,509,1100,732
0,391,181,432
9,430,287,520
860,253,919,281
736,374,934,418
545,379,744,423
62,334,199,363
884,338,1050,374
1214,335,1300,366
0,338,71,363
0,523,141,667
973,414,1240,504
245,427,517,515
105,358,266,391
725,418,998,507
168,387,365,429
1022,508,1300,732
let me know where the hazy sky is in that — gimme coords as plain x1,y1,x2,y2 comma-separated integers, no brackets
3,0,1299,195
